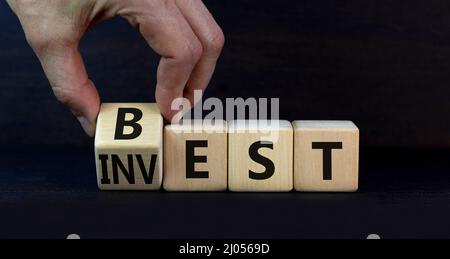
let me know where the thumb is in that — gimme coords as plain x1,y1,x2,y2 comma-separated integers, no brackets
36,44,100,137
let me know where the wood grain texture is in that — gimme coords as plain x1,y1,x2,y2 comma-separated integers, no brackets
293,121,359,192
228,120,293,192
163,121,228,191
95,103,163,190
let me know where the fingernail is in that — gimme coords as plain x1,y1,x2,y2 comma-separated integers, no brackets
77,116,96,137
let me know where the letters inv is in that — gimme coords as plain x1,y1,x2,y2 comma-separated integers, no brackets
97,108,343,187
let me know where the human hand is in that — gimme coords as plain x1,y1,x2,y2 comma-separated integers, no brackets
6,0,224,136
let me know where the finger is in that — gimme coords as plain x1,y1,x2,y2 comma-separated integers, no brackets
35,43,100,137
134,1,203,121
175,0,225,104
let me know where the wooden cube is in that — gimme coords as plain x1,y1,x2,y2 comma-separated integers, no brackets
94,103,163,190
293,121,359,192
228,120,293,192
163,120,227,191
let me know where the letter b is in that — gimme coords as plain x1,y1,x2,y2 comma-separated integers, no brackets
115,108,143,140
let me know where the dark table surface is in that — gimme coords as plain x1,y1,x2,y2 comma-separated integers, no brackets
0,146,449,239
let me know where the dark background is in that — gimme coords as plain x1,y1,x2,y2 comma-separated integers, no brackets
1,0,450,239
2,0,450,148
